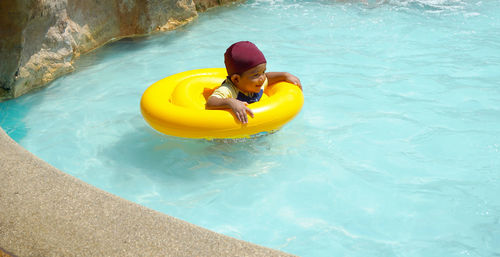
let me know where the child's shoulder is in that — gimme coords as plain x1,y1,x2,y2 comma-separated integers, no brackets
211,79,238,99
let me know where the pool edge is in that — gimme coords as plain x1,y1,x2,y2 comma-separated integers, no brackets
0,127,295,257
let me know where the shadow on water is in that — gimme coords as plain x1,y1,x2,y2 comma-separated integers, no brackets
0,102,28,141
101,121,276,184
0,89,49,141
74,36,157,71
73,22,204,72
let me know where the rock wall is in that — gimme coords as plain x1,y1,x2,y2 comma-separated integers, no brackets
0,0,238,100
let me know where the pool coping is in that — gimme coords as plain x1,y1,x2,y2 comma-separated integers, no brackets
0,127,295,256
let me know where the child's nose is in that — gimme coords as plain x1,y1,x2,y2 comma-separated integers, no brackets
258,74,265,83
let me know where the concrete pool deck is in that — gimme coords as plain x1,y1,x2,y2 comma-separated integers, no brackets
0,127,294,256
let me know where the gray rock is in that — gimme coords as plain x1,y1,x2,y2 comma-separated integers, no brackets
0,0,237,99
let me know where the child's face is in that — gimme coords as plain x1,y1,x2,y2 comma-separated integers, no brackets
232,63,267,94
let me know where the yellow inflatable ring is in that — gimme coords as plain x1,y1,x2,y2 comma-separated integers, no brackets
140,68,303,139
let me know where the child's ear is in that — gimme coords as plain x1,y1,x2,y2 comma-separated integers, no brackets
230,74,240,85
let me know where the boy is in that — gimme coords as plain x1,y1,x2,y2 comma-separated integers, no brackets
206,41,302,124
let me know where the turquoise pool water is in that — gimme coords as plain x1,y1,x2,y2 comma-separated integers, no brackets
1,0,500,256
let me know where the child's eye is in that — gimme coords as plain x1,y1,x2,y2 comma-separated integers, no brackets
253,72,265,78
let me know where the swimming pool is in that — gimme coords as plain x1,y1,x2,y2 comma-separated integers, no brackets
1,0,499,256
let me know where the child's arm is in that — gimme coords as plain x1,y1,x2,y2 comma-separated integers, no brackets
206,96,254,124
266,72,302,90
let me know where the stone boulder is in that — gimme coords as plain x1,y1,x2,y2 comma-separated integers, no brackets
0,0,238,99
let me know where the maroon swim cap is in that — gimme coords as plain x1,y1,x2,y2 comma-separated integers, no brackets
224,41,267,76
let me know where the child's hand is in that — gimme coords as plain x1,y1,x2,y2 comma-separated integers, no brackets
266,72,302,90
284,73,302,90
228,99,254,124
